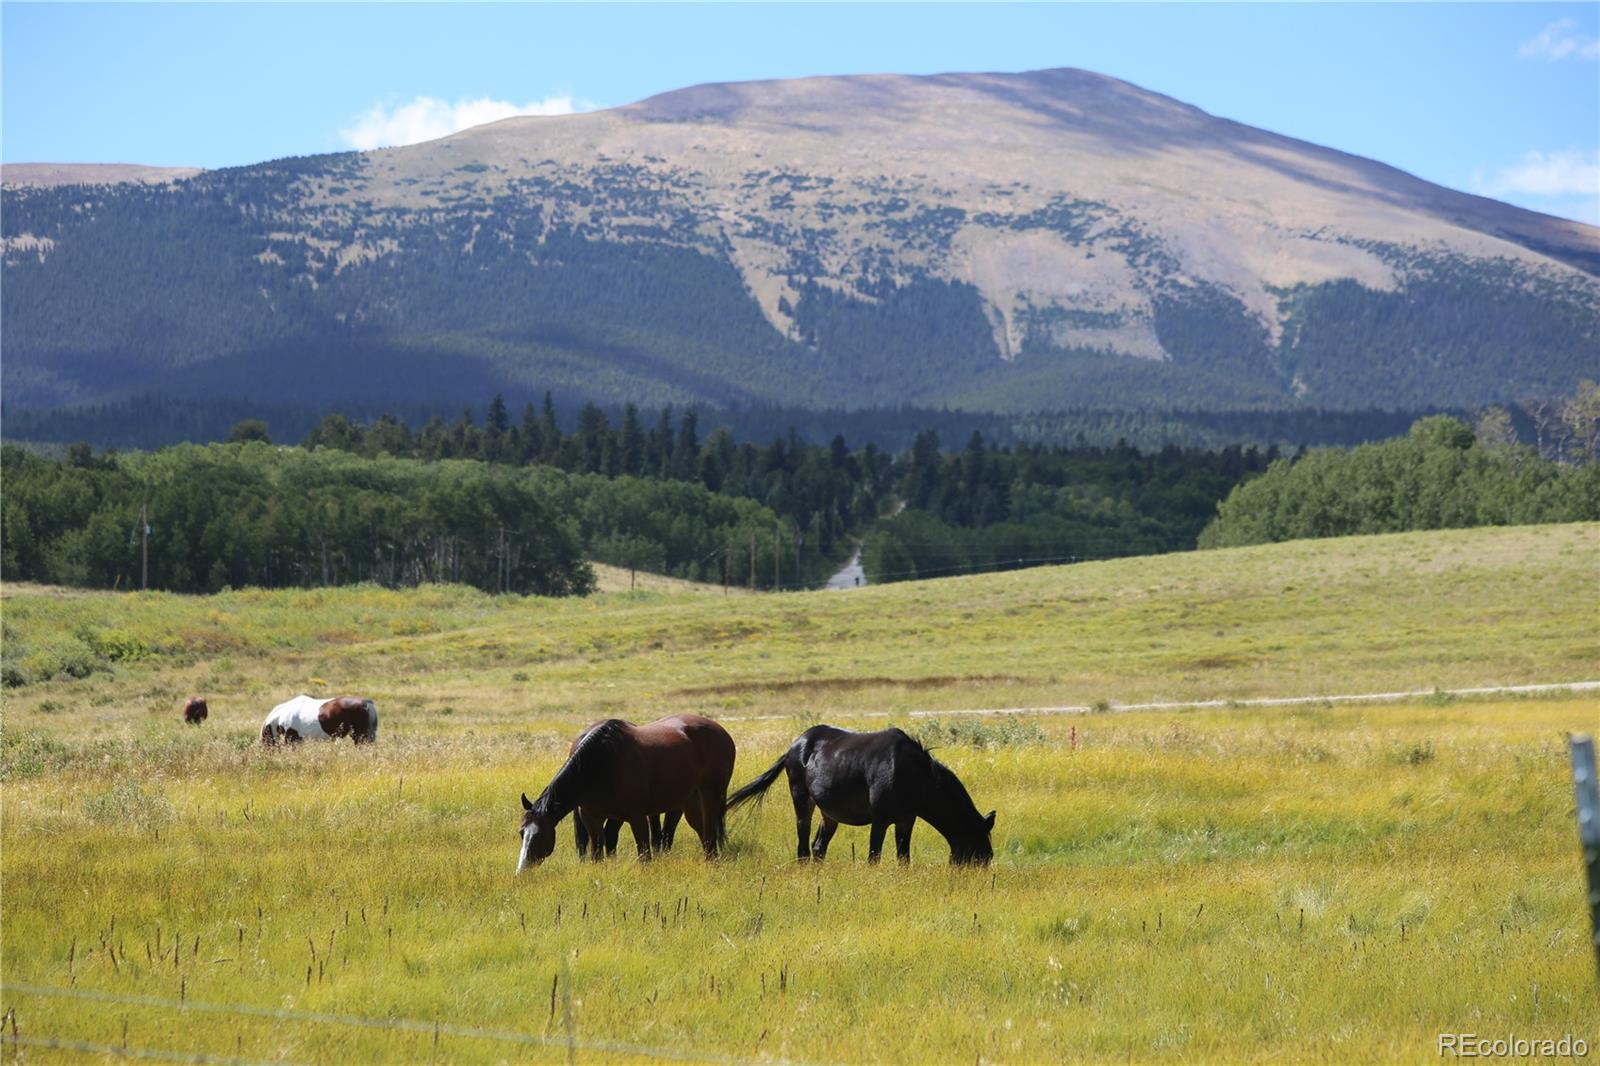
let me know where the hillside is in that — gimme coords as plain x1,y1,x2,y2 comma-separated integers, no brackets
4,68,1597,418
5,523,1594,721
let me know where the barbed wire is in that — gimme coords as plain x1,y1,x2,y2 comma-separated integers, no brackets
2,982,779,1064
4,1034,283,1066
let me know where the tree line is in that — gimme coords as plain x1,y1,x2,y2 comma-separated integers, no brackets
287,397,1283,585
10,393,1590,603
0,443,806,598
4,389,1465,456
1198,406,1600,549
861,430,1273,583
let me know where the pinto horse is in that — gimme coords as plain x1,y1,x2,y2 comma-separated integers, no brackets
260,695,378,744
726,725,995,865
517,714,734,872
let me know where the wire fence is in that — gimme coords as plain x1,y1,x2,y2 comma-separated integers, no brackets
714,680,1600,723
4,1034,278,1066
0,981,774,1065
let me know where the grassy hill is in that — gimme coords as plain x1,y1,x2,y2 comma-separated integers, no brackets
3,524,1597,1061
4,523,1593,730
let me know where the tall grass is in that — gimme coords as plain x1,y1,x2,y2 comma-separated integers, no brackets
2,524,1597,1061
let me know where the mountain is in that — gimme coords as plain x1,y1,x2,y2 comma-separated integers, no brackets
4,68,1597,421
0,163,203,187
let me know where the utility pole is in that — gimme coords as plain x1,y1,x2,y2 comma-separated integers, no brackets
140,502,149,591
498,524,507,594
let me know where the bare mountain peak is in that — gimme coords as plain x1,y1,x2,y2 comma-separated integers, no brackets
619,66,1206,131
1,163,203,188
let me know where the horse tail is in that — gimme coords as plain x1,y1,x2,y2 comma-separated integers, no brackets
726,753,787,811
363,699,378,743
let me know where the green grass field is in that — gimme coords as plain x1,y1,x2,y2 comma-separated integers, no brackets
3,524,1598,1062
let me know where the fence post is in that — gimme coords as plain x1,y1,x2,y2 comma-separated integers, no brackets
1571,734,1600,983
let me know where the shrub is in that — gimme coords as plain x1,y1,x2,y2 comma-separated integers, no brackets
82,779,175,828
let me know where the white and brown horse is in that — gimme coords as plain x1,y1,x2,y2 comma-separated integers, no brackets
260,695,378,745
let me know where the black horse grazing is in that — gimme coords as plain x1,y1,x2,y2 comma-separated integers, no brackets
517,715,735,872
726,725,995,865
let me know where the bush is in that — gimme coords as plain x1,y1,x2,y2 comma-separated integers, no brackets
82,779,175,828
917,714,1046,749
76,625,151,662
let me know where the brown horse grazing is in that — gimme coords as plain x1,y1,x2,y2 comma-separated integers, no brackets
563,721,685,858
517,715,734,871
182,696,208,725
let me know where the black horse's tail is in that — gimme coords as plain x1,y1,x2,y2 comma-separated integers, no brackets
726,753,787,811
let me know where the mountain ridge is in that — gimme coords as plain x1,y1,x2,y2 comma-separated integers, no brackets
3,67,1596,419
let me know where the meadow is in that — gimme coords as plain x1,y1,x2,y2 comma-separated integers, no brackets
2,523,1597,1062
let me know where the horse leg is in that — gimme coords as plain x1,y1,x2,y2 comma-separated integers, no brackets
628,816,653,861
647,814,664,851
580,811,609,861
787,766,816,862
574,817,591,860
604,819,623,858
894,818,915,864
661,811,682,851
695,789,724,860
867,821,889,864
811,814,840,861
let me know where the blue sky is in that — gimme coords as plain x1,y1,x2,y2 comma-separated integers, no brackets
4,3,1597,223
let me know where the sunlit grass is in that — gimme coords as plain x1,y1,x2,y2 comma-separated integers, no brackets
2,524,1598,1061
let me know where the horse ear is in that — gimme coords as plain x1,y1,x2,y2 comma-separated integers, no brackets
984,810,996,831
521,793,533,811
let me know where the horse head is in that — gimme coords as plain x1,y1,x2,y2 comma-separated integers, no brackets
517,792,557,872
949,809,996,866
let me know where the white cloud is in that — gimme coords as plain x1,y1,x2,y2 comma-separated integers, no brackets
1474,148,1600,198
338,94,592,150
1517,18,1600,61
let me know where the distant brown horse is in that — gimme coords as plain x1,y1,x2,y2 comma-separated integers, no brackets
182,696,208,725
517,715,735,871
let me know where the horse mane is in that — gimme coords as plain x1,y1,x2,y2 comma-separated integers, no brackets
926,753,980,817
538,719,630,812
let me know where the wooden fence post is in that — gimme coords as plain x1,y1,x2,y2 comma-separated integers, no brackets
1571,734,1600,983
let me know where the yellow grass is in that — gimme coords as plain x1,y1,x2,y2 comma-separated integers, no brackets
2,524,1598,1062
